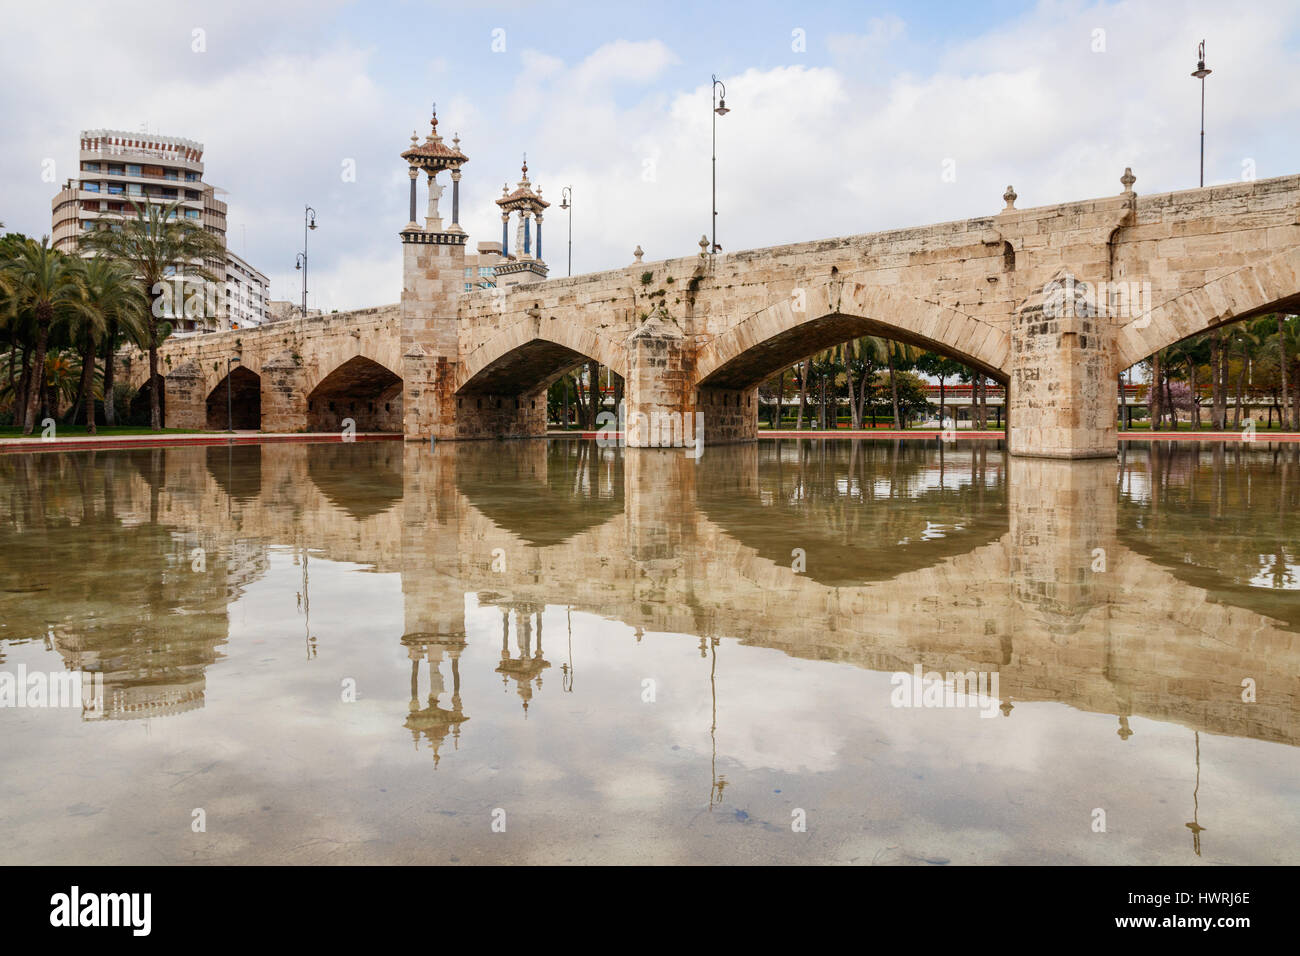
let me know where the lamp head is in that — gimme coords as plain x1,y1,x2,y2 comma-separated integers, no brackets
1192,39,1211,79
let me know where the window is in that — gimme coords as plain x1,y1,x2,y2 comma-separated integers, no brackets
164,170,178,181
107,183,124,195
464,283,473,291
126,164,141,176
107,165,123,175
127,183,143,196
82,221,95,230
479,267,493,277
83,182,100,193
185,209,199,219
162,188,177,198
82,162,99,172
185,172,199,182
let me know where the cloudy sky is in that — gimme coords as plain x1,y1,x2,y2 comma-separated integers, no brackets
2,0,1297,311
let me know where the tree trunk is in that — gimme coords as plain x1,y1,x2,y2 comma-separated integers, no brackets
818,371,827,429
102,321,118,427
1233,350,1247,429
1164,365,1175,430
586,360,601,429
23,309,52,435
79,339,98,434
148,332,162,432
1278,314,1289,432
859,365,872,428
1218,333,1230,429
790,361,800,429
1188,362,1200,429
16,347,31,431
1148,352,1162,431
844,346,859,429
887,348,900,429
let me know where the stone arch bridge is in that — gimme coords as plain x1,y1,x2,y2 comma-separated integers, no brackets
139,170,1300,458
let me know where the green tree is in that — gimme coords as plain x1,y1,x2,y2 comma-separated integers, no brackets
4,238,81,433
67,257,149,434
82,200,226,430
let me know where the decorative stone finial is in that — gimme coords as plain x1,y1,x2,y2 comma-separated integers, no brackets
699,235,710,256
1002,185,1017,210
410,130,418,146
634,245,644,263
1120,167,1136,194
453,133,460,150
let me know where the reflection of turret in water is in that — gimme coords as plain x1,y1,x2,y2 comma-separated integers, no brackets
495,606,550,715
401,633,468,767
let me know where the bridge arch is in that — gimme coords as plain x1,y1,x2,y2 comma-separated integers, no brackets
456,314,629,396
205,365,261,430
1116,246,1300,370
307,355,403,432
693,281,1011,389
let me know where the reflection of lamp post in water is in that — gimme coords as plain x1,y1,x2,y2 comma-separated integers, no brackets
561,605,574,693
1185,731,1206,856
708,636,726,810
297,545,315,660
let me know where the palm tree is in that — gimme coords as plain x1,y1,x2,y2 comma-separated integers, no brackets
81,200,225,430
68,257,148,434
4,238,81,434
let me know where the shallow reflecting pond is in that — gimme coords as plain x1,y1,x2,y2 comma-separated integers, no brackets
0,438,1297,864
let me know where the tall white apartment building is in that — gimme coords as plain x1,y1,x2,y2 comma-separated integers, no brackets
51,129,268,331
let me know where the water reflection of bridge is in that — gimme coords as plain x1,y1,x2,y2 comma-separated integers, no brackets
0,439,1295,751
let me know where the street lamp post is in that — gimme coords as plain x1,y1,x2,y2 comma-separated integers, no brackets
226,355,241,433
711,74,729,254
559,186,573,277
1191,41,1212,188
295,205,318,318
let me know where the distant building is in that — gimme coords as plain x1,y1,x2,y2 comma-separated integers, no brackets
463,241,503,291
224,250,269,330
51,128,266,333
265,299,321,324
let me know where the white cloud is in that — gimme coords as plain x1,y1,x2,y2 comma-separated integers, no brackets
2,0,1298,310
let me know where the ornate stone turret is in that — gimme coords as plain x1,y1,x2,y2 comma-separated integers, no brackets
399,103,471,441
399,104,469,242
494,155,550,286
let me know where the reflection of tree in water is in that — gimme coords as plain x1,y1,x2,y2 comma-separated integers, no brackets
698,439,1008,587
0,451,235,719
1119,441,1300,629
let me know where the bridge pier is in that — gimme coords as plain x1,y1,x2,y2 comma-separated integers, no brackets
1007,282,1118,459
164,362,205,430
262,353,310,432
